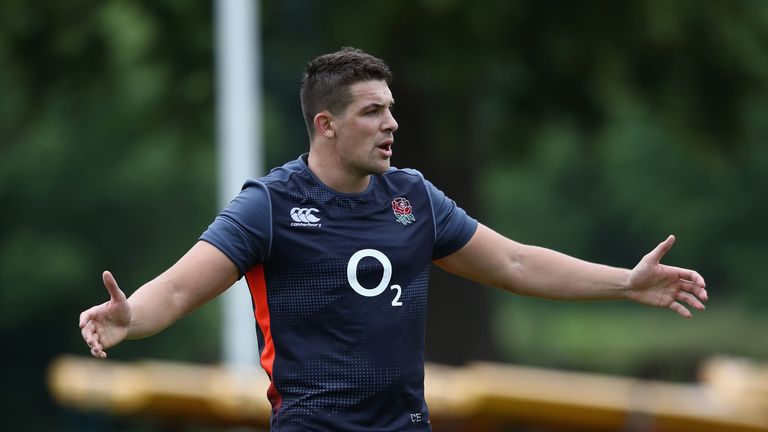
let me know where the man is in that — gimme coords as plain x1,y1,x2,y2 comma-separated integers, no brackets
80,47,707,431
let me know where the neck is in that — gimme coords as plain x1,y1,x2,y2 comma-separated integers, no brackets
307,150,371,194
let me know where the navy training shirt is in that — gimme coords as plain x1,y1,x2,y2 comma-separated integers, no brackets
200,154,478,431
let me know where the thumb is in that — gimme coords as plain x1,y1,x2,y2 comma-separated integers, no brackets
102,270,126,303
646,235,675,264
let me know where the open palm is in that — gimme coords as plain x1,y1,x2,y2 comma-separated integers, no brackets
79,271,132,358
626,235,708,318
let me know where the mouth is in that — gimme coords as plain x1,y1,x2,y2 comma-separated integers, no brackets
377,140,393,158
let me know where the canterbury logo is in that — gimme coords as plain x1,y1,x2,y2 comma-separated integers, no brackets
290,207,321,224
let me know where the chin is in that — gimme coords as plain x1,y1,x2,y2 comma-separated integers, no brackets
372,160,390,174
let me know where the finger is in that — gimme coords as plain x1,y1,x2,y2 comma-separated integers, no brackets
670,266,707,287
89,332,107,358
84,330,106,358
668,301,692,319
670,267,708,302
81,322,97,347
79,305,102,328
86,336,101,352
678,276,708,302
102,271,126,302
81,328,93,347
697,287,708,302
646,235,676,263
688,269,706,288
676,290,705,311
91,346,106,359
79,310,92,328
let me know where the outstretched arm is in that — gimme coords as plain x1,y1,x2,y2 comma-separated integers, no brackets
434,224,707,317
79,241,239,358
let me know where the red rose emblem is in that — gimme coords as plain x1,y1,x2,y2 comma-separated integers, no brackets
391,197,416,225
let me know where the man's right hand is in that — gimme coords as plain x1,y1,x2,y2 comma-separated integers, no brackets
79,271,131,358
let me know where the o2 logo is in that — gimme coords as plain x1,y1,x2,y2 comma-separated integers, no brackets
346,249,402,307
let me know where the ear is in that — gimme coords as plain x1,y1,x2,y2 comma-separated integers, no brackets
313,112,335,139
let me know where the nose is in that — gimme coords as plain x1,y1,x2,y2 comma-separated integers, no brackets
383,109,398,133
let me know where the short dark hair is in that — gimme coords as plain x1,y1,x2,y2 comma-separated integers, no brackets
300,47,392,138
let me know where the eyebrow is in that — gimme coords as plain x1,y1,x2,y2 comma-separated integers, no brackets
360,100,395,111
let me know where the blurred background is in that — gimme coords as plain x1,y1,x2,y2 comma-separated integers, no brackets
1,0,767,430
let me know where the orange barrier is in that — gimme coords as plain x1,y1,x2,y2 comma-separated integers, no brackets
48,355,768,431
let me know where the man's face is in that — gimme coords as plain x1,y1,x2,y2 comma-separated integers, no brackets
332,80,398,177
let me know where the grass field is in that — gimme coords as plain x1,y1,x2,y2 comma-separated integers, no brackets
493,294,768,381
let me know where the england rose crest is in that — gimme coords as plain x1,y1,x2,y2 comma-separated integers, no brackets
391,197,416,226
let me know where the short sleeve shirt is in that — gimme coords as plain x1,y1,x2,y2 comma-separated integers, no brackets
200,154,477,431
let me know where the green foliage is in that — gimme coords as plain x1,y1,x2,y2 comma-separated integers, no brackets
469,1,768,308
0,0,217,331
0,2,219,427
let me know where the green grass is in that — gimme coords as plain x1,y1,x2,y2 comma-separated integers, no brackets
492,294,768,381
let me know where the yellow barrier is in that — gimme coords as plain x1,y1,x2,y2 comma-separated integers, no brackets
700,356,768,419
48,356,272,426
48,355,768,431
426,361,768,431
